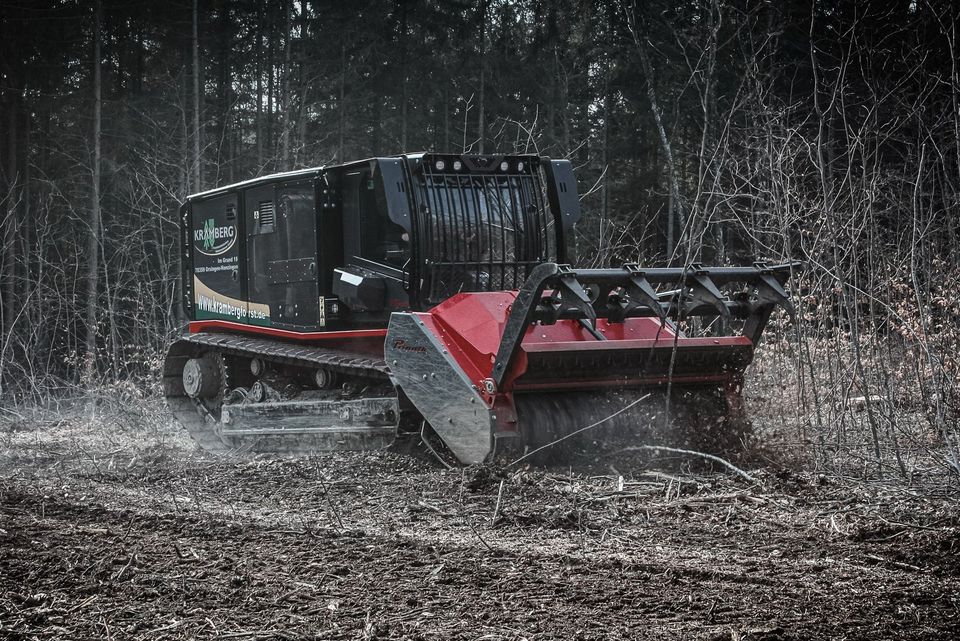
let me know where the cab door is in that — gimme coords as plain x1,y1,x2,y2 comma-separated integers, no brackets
244,180,320,329
189,193,245,322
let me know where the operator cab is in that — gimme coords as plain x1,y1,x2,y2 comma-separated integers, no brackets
332,153,581,312
180,153,581,334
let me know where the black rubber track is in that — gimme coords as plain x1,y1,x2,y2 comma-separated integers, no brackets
163,333,395,456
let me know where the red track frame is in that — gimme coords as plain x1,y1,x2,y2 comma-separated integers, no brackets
188,320,387,341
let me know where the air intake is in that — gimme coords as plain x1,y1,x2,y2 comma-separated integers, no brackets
258,201,276,227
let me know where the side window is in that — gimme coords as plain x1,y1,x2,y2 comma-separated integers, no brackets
358,174,409,268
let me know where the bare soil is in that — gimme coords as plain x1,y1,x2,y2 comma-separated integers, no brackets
1,407,959,640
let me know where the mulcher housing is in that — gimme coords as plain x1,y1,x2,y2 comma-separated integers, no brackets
167,153,795,463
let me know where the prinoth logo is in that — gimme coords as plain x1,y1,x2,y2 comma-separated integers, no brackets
392,339,427,353
194,218,237,256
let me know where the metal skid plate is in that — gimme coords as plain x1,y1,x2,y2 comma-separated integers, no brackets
220,396,398,451
385,312,493,464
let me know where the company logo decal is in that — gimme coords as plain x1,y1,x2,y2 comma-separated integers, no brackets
193,276,270,326
392,339,427,353
194,218,237,256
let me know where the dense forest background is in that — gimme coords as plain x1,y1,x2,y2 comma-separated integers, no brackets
1,0,958,475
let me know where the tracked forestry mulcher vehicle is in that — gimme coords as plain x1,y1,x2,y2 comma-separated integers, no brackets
163,153,795,464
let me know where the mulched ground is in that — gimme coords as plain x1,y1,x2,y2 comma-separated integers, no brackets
1,413,959,640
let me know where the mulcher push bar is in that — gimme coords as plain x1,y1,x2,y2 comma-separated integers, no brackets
491,261,800,389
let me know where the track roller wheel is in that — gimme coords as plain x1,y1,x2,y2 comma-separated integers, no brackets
312,368,339,390
183,355,224,399
163,347,241,454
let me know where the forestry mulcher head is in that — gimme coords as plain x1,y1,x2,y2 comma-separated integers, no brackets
386,261,796,464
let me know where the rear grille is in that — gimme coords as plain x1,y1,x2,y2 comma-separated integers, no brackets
418,162,554,304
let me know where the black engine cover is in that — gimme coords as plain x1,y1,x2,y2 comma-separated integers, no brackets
333,267,386,312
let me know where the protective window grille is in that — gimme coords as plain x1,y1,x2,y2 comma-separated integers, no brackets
419,163,554,304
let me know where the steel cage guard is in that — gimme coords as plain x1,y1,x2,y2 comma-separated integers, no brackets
490,261,799,391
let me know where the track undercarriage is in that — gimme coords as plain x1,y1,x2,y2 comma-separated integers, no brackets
163,333,403,456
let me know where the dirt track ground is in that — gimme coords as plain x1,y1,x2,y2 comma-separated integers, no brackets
1,409,959,640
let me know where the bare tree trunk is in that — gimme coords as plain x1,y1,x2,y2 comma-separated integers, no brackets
20,119,30,318
399,2,408,151
192,0,202,192
2,92,18,342
0,13,20,362
477,0,487,154
371,96,382,154
180,72,190,195
101,223,119,375
280,0,292,167
698,0,722,264
442,83,449,151
338,44,345,161
85,0,103,384
294,2,309,165
599,73,611,260
296,88,308,166
599,4,612,238
949,9,960,252
637,44,683,263
267,4,275,161
623,8,684,263
255,4,263,168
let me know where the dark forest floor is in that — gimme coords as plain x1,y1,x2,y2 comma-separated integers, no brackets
1,408,959,640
